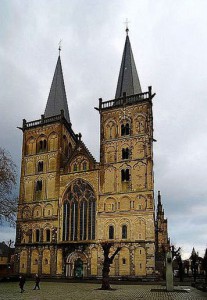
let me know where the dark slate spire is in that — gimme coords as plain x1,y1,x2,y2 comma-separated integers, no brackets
44,55,70,123
115,32,142,98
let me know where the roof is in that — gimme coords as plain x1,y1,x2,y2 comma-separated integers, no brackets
115,34,142,98
44,56,70,123
63,138,97,171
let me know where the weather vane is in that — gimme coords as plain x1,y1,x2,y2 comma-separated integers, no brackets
124,18,130,35
58,39,62,55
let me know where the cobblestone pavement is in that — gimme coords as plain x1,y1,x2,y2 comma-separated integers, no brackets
0,282,206,300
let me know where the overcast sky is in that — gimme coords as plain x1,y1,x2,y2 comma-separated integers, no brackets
0,0,207,259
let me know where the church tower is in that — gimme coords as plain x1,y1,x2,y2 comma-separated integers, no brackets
15,30,156,279
155,191,170,276
97,30,155,276
15,54,80,276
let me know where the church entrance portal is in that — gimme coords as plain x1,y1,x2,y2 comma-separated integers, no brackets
74,258,83,278
65,251,88,278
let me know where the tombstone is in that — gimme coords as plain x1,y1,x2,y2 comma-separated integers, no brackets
166,250,174,291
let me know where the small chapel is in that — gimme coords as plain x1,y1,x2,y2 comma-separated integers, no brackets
15,29,169,279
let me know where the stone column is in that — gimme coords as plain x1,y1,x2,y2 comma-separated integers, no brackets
166,251,173,291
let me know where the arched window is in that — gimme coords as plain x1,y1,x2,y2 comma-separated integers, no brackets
35,229,40,242
36,180,42,191
63,201,70,241
88,200,96,240
109,225,114,239
62,179,96,242
39,139,47,152
121,123,130,136
80,201,87,240
37,161,43,172
125,123,130,135
122,225,127,239
46,229,50,242
122,148,129,160
73,163,77,172
83,162,87,171
121,124,125,136
70,201,78,241
121,169,130,182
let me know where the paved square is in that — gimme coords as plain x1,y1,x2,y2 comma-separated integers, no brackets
0,282,206,300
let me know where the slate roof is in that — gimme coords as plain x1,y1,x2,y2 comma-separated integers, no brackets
115,34,142,98
44,56,70,123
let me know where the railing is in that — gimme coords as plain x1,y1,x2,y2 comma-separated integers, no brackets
101,91,150,110
23,113,63,129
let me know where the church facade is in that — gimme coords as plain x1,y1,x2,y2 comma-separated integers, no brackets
15,32,158,278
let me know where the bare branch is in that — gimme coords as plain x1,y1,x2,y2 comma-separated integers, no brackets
0,147,17,226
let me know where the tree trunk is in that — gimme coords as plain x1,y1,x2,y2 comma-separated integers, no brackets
100,243,121,290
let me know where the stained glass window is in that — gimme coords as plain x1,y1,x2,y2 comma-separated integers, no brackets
63,179,96,241
63,201,70,241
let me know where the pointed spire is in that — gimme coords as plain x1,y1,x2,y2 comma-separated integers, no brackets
115,32,142,99
157,191,163,214
158,190,161,205
44,55,70,123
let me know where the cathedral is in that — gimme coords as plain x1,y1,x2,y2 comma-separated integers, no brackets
15,30,169,279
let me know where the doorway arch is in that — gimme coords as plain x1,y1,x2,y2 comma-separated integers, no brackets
65,251,88,278
74,258,83,278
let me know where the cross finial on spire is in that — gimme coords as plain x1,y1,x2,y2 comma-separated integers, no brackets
124,18,130,35
58,39,62,56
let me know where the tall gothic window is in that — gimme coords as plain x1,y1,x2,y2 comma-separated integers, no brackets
46,229,51,242
88,200,96,240
63,201,70,241
36,180,42,191
122,148,129,160
38,161,44,172
122,225,127,239
83,162,87,171
109,225,114,239
39,139,47,152
121,123,130,136
70,200,78,241
35,229,40,242
80,201,87,240
121,169,130,182
62,179,96,242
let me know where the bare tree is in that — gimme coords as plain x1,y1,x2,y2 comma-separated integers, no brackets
202,248,207,284
0,147,18,226
190,247,199,282
101,242,121,290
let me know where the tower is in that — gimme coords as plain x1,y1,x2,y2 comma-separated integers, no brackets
15,31,157,279
15,54,80,276
97,31,155,277
155,191,170,276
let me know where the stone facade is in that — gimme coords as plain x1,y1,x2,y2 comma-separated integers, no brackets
15,34,159,279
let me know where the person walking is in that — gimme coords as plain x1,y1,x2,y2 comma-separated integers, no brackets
33,274,40,290
19,275,26,293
